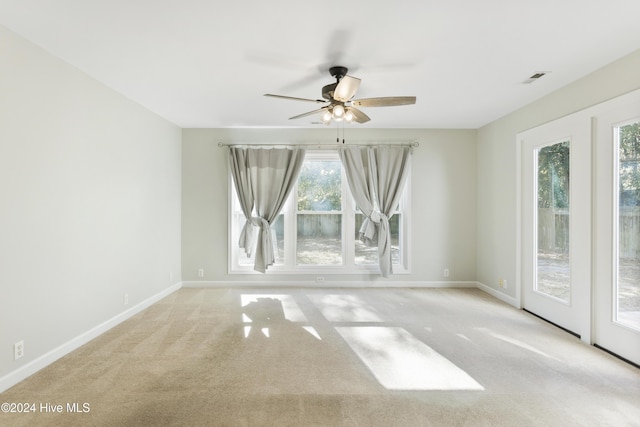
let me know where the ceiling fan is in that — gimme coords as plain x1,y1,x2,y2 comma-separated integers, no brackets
264,66,416,124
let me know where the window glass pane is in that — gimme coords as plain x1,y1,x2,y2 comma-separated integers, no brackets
354,213,400,265
297,160,342,211
616,121,640,330
235,212,254,266
297,214,342,265
273,214,285,263
536,140,570,302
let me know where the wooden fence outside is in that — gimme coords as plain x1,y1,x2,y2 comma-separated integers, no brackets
538,207,640,258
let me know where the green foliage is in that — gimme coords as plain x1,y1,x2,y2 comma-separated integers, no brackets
619,122,640,206
297,160,342,211
620,122,640,160
535,123,640,208
538,141,570,209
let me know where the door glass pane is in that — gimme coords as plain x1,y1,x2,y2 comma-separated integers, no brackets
536,141,570,302
616,121,640,330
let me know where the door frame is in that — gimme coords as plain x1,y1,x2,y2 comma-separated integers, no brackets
518,114,592,343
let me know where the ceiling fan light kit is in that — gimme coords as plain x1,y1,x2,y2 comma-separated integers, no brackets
321,103,355,125
265,66,416,125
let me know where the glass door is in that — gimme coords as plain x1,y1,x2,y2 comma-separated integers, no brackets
614,121,640,332
594,106,640,366
520,117,591,341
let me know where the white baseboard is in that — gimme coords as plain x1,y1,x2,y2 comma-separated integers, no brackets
0,283,182,394
475,281,520,308
182,281,518,308
182,280,479,288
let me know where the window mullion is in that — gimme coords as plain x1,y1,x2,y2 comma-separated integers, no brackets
285,181,297,268
343,170,355,268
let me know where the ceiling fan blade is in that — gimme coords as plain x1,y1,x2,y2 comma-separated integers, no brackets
333,75,361,102
351,96,416,107
348,107,370,124
289,107,330,120
264,94,326,104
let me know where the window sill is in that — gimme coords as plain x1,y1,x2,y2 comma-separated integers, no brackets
229,264,411,275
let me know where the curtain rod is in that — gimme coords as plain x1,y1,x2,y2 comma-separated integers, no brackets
217,141,419,148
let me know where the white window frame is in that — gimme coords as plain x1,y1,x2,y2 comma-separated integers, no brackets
228,149,411,274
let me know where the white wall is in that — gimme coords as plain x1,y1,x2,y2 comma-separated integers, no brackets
477,48,640,300
0,25,182,384
182,128,477,285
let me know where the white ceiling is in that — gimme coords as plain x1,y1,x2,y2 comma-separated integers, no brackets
1,0,640,129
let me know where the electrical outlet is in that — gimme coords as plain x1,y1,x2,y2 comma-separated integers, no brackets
444,268,450,278
316,276,325,283
124,293,129,305
14,341,24,360
503,279,508,289
198,268,204,278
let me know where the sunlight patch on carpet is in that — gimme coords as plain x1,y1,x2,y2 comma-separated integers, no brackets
240,294,322,340
302,326,322,340
308,294,383,322
241,294,307,321
456,333,472,343
336,326,484,391
476,328,561,361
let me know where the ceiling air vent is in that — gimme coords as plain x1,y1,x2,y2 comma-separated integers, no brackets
523,71,550,84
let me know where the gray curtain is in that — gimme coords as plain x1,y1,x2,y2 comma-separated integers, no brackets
339,145,412,277
228,146,306,272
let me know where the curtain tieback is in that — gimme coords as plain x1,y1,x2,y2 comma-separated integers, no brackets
369,209,387,224
249,216,270,229
361,210,388,242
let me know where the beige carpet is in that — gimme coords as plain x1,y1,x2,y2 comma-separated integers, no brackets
1,287,639,426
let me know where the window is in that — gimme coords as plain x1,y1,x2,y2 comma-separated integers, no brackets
229,150,411,274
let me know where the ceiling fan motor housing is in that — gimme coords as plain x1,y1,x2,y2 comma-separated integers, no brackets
322,83,338,101
329,66,348,80
323,67,349,101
